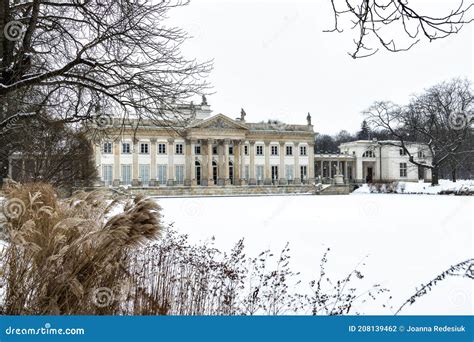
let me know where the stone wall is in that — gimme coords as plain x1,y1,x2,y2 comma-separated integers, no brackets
319,184,352,195
82,184,351,197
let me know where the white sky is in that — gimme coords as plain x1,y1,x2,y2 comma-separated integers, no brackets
170,0,473,135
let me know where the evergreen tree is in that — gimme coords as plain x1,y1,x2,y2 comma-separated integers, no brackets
357,120,371,140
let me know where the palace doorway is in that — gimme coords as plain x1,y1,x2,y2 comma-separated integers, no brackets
195,161,201,186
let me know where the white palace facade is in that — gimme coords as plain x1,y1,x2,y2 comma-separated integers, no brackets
6,98,433,191
94,100,316,189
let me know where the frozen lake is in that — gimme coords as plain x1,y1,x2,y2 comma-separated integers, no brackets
157,193,473,315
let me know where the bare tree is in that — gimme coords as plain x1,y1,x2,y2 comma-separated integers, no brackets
326,0,473,58
0,0,212,135
364,79,473,185
4,118,97,192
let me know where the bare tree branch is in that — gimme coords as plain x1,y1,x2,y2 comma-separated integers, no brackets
326,0,473,58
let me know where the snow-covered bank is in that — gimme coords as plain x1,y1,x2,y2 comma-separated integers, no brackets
353,179,474,195
157,194,473,315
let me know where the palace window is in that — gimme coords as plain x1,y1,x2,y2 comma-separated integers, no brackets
300,165,307,180
158,143,166,154
139,164,150,185
195,145,201,155
362,150,375,158
175,143,183,155
229,145,234,155
244,145,249,155
300,146,307,156
271,145,278,156
103,142,112,154
271,165,279,180
102,165,113,185
140,143,149,154
286,145,293,156
400,148,407,156
256,145,263,156
175,165,184,184
285,165,294,180
256,165,264,180
212,145,218,155
400,163,407,177
121,164,132,184
157,164,167,184
122,142,131,154
417,151,425,158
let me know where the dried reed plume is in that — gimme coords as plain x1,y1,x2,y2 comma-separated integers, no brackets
0,182,162,315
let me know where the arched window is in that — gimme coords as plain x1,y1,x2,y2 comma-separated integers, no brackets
362,150,375,158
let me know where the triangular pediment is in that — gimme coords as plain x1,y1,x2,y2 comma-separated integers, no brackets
189,114,248,130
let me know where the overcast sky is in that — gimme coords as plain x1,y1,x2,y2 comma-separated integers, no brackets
170,0,473,135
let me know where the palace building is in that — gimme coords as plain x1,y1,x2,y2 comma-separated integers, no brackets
316,140,432,183
94,98,317,190
5,97,433,194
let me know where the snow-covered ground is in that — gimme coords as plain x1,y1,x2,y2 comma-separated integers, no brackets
354,179,474,195
157,193,473,315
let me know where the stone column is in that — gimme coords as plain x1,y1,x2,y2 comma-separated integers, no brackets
308,142,315,183
217,140,224,185
149,138,157,186
356,160,363,182
190,139,197,186
344,161,348,182
224,139,231,185
320,159,324,179
184,139,192,186
249,141,256,185
113,140,121,186
201,141,208,186
132,138,139,186
207,139,214,186
264,141,271,185
240,140,246,185
234,140,240,185
167,138,175,186
293,142,301,185
279,141,286,185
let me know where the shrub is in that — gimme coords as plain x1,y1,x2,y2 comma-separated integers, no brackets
0,182,162,314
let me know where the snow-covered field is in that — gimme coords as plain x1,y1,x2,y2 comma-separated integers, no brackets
157,193,473,315
354,179,474,195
